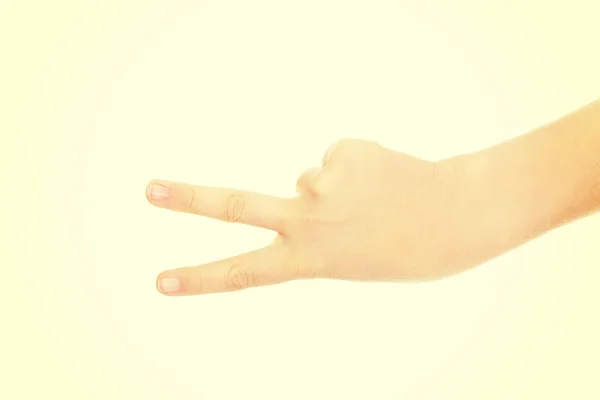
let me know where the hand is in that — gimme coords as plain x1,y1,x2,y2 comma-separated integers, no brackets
146,139,498,296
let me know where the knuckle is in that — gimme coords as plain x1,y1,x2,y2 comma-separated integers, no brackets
335,138,356,150
323,139,350,165
224,193,246,222
303,171,330,197
225,263,255,291
336,138,364,154
296,169,316,191
295,178,306,194
326,139,372,164
310,172,330,195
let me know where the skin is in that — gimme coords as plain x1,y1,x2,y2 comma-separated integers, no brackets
146,98,600,296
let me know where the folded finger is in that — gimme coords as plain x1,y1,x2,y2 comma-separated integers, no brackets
295,167,321,195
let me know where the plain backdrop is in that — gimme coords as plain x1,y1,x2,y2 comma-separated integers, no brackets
2,1,600,399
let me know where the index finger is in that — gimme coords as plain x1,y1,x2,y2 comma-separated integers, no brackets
146,179,295,234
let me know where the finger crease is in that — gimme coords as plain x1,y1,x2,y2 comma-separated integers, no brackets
189,187,196,211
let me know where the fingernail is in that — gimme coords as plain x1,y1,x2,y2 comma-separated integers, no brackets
158,277,180,293
147,183,171,201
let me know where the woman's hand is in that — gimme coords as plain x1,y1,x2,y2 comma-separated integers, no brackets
147,99,600,296
146,139,503,296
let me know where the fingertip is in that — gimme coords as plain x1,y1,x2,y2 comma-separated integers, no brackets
146,180,172,202
146,180,156,203
156,275,181,295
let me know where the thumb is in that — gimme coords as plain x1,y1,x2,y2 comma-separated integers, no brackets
156,244,295,296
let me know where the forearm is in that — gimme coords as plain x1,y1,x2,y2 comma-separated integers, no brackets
460,99,600,249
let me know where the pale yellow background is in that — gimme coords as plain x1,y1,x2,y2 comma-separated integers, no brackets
2,1,600,399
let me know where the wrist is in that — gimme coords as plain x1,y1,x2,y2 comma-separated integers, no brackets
445,148,568,265
452,130,598,254
440,99,600,266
